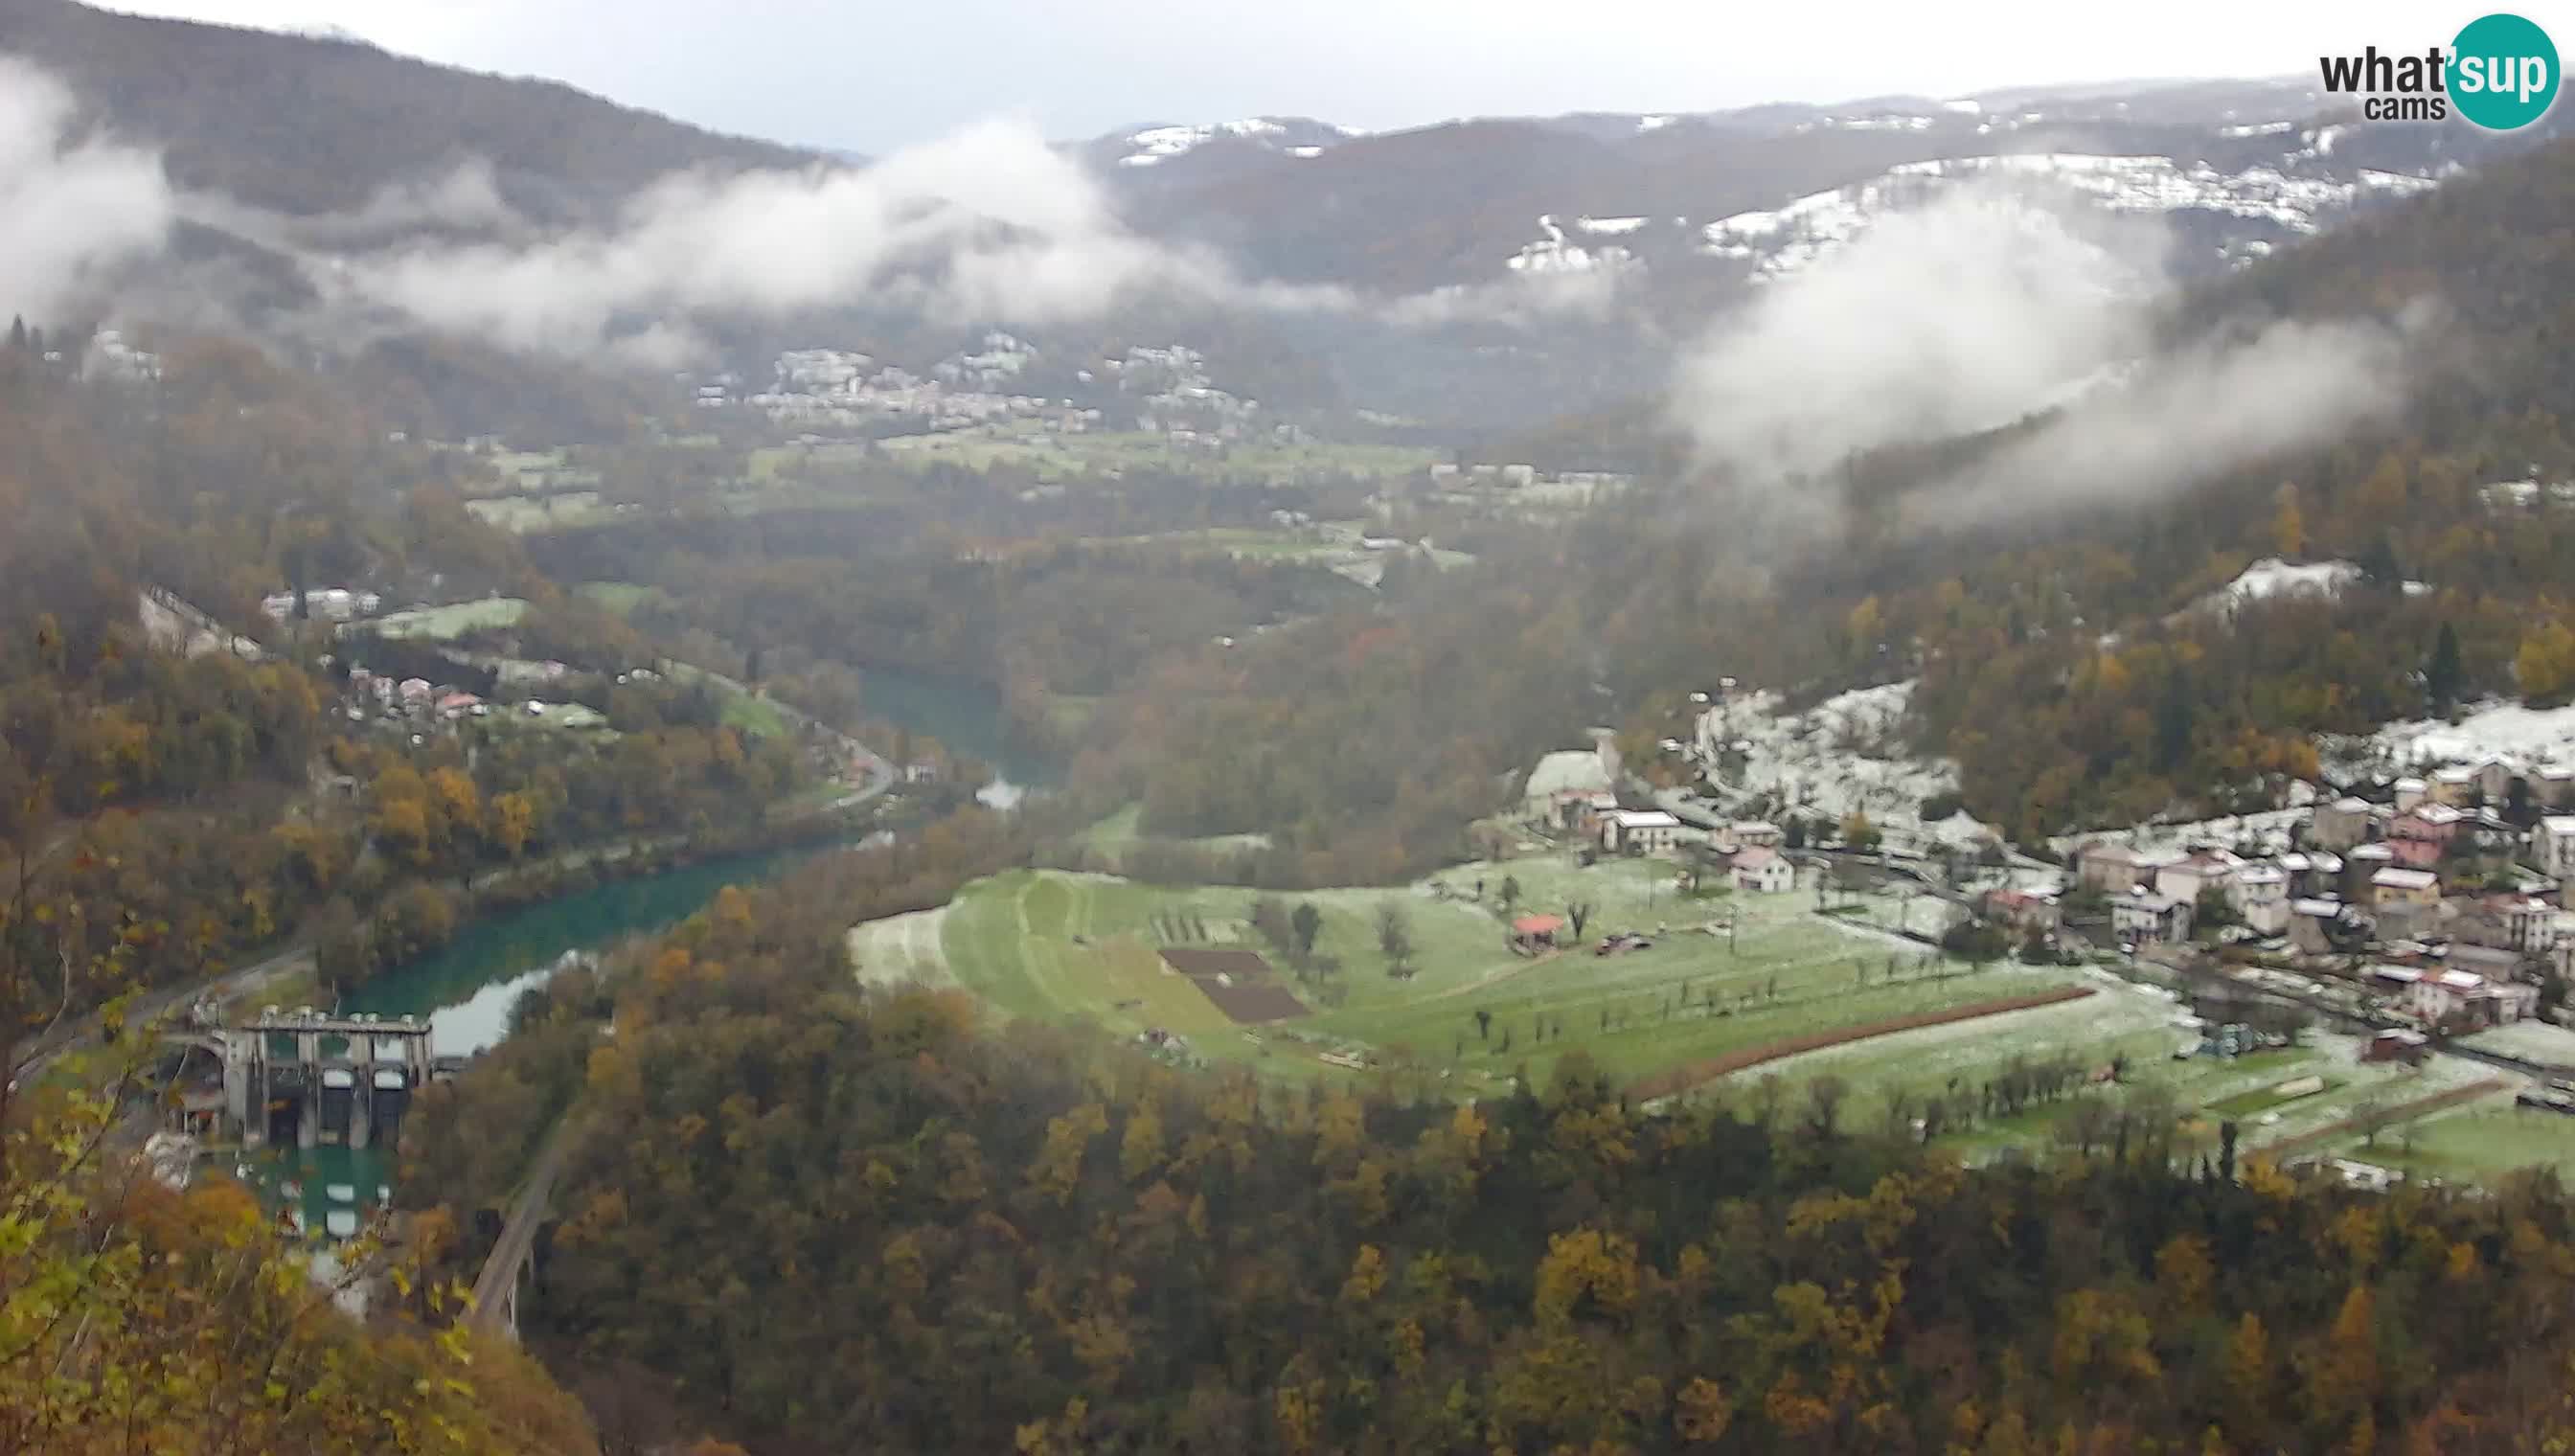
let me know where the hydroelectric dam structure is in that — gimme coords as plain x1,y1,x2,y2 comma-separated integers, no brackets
214,1010,441,1151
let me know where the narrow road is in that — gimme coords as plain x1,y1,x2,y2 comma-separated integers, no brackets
464,1113,581,1340
11,939,315,1081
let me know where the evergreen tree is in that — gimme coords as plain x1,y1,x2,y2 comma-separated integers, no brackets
2356,531,2404,588
2154,667,2196,772
2427,621,2464,714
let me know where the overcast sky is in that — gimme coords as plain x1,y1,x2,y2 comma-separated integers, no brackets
96,0,2514,153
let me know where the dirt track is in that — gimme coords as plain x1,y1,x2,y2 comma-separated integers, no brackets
1629,986,2099,1101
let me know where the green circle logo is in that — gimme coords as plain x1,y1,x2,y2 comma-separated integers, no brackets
2451,12,2559,130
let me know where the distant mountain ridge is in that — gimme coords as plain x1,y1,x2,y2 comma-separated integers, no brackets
1085,81,2563,295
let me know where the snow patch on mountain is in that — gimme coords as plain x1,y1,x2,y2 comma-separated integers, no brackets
1698,151,2438,279
1573,216,1648,235
1507,215,1637,275
1114,118,1348,169
2221,121,2296,137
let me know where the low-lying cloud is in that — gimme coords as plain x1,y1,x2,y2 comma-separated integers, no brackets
0,56,174,325
1665,181,2409,532
1667,189,2154,485
1911,315,2411,529
322,117,1616,360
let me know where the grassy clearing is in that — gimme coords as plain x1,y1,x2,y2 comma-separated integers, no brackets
900,855,2552,1169
462,492,613,534
846,906,957,991
918,858,2047,1088
935,871,1245,1049
877,426,1438,483
367,598,528,642
1077,805,1272,861
2329,1096,2575,1180
577,581,660,617
720,693,792,740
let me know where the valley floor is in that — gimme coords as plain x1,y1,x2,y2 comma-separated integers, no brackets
843,848,2575,1180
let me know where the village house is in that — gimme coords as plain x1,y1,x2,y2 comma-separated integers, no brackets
2155,849,2243,907
2532,815,2575,881
2276,850,2343,899
2411,967,2539,1030
2429,765,2480,808
1522,747,1616,830
2475,758,2517,803
2227,864,2291,936
2499,897,2564,954
2344,842,2396,897
2308,797,2377,852
2393,778,2430,813
2363,1028,2432,1064
2289,897,2355,956
1726,820,1786,851
1601,808,1683,857
1983,887,2062,938
2077,841,2158,894
2387,804,2465,869
2443,943,2530,985
2538,765,2574,809
397,677,433,708
1731,846,1795,894
2371,865,2442,911
2110,888,2192,944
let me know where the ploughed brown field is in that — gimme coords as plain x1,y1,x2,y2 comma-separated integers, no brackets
1158,946,1308,1023
1628,986,2100,1101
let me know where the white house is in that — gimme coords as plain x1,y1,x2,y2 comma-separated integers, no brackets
2500,897,2564,954
2410,968,2539,1029
2533,816,2575,881
2370,865,2442,909
1731,846,1794,894
1602,808,1683,856
2155,849,2243,907
2110,889,2192,944
2227,865,2291,936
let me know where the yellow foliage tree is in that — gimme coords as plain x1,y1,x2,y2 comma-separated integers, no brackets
2518,616,2575,703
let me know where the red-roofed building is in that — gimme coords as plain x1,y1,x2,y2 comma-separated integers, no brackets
1732,846,1794,894
1982,887,2061,936
1511,914,1565,949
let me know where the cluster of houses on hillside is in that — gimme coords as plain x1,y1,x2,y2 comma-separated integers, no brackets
1525,729,2575,1038
1522,738,1798,895
705,337,1269,445
2066,764,2575,1034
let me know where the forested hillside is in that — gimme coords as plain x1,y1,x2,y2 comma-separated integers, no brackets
0,0,808,216
413,836,2575,1454
1077,136,2575,859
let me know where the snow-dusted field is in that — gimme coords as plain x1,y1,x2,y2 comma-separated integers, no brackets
2463,1019,2575,1069
2338,699,2575,774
